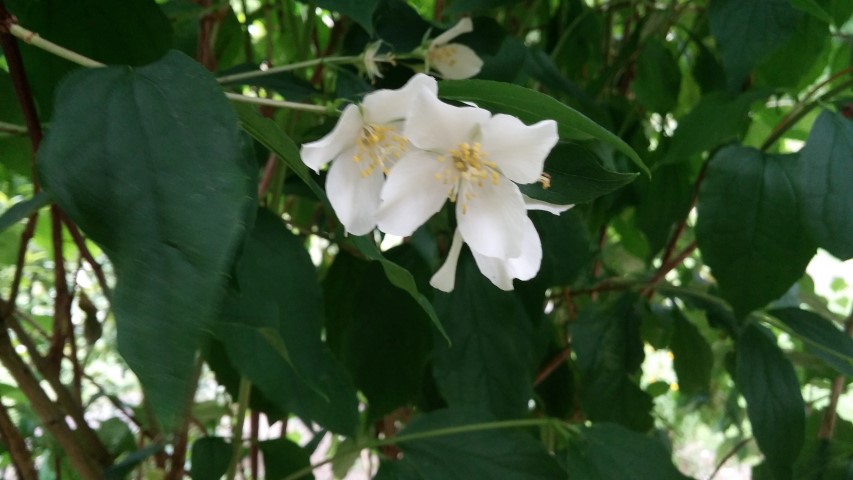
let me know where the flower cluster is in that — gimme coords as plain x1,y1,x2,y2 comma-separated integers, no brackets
300,74,568,292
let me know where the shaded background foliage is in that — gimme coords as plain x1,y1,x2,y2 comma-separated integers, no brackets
0,0,851,479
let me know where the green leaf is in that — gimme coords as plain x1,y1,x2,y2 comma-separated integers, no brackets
661,90,770,166
792,411,853,480
103,444,165,480
670,308,713,396
532,208,595,287
795,110,853,260
445,0,519,15
633,39,682,113
5,0,173,117
432,253,537,420
635,162,694,255
189,437,231,480
213,210,359,435
789,0,834,23
348,235,447,341
519,143,639,205
323,248,433,419
736,324,805,480
0,191,52,234
37,50,256,430
385,408,565,479
439,79,649,176
756,14,831,91
696,146,816,318
232,102,327,201
259,438,314,480
572,295,653,431
769,308,853,376
709,0,802,88
309,0,379,34
565,423,691,480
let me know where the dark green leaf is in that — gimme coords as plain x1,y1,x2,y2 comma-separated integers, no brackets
756,15,830,90
348,235,446,340
736,324,805,479
214,210,359,434
104,444,165,480
432,252,537,420
0,191,52,234
670,308,713,396
96,418,135,458
189,437,231,480
633,39,682,113
391,408,565,479
439,79,649,176
661,90,770,166
308,0,379,35
795,110,853,260
259,438,314,480
634,161,694,255
769,308,853,376
792,411,853,480
37,50,256,430
323,249,432,420
532,208,595,287
696,146,816,318
446,0,519,15
790,0,834,23
219,65,318,101
5,0,173,116
373,0,431,52
572,295,653,431
519,143,638,205
709,0,802,88
565,423,691,480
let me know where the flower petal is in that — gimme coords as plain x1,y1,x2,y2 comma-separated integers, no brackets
326,146,384,235
429,229,465,292
362,73,438,125
431,44,483,80
471,216,542,290
431,17,473,46
456,175,526,259
300,104,363,173
480,115,558,184
377,150,449,236
404,90,490,152
523,195,574,215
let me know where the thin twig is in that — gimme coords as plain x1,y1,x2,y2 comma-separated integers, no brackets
61,216,111,298
0,400,37,480
225,92,331,113
707,437,752,480
534,347,571,386
818,309,853,439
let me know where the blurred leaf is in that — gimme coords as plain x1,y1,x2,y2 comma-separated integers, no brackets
670,308,713,396
373,0,431,52
792,412,853,479
565,423,691,480
446,0,519,15
532,208,594,287
213,210,359,434
709,0,802,88
432,252,536,419
383,408,565,479
96,418,135,458
104,444,165,480
0,191,51,234
323,248,432,420
794,110,853,260
769,308,853,376
696,146,815,318
439,79,649,176
572,295,653,431
519,143,638,206
736,324,805,480
259,438,314,480
189,437,231,480
308,0,379,34
635,162,694,255
37,51,256,430
756,15,830,91
5,0,173,116
789,0,833,23
219,65,318,101
633,39,682,113
661,90,770,166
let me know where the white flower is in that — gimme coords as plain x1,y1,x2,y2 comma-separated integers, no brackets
429,201,572,292
426,18,483,80
300,74,438,235
376,90,560,288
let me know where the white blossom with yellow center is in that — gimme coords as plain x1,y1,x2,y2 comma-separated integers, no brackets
426,18,483,80
377,90,561,290
300,74,437,235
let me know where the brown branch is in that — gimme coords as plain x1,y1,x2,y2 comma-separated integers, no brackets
0,400,37,480
0,0,43,189
47,207,72,369
3,213,39,318
818,310,853,440
61,216,110,298
708,437,752,480
250,411,260,480
0,326,102,478
534,347,571,387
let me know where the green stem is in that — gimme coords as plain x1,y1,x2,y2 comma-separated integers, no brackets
6,24,104,67
281,417,563,480
225,377,252,480
224,92,333,114
216,56,355,84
